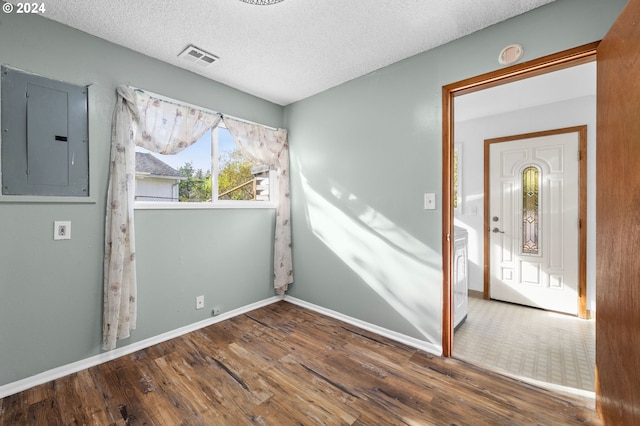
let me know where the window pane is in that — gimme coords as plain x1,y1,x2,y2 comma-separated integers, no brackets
135,130,212,202
522,166,539,255
134,126,272,205
217,127,268,201
453,148,459,209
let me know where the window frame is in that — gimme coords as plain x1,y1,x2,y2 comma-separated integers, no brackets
134,125,277,210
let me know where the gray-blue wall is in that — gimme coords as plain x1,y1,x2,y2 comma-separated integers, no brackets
0,10,282,386
0,0,628,389
284,0,626,348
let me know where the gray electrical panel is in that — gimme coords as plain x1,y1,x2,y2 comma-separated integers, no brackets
1,66,89,196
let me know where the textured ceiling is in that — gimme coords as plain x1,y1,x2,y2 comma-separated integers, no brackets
24,0,556,105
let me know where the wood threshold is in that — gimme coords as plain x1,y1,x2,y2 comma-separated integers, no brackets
0,302,601,425
442,41,598,355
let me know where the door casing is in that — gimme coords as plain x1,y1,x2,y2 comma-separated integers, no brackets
484,126,587,315
441,42,597,356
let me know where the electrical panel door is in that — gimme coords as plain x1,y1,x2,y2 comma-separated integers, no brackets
1,66,89,196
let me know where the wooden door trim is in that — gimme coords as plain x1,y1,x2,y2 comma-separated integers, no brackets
483,126,588,318
442,42,598,356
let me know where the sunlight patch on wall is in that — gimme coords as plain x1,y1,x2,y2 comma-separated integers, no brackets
300,172,441,344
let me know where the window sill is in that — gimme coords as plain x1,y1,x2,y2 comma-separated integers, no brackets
134,201,276,210
0,195,96,204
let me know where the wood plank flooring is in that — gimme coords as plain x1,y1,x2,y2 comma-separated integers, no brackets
0,302,602,425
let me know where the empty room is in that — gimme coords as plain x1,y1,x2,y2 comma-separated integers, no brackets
0,0,638,424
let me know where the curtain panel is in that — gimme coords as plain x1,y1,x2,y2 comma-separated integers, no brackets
103,86,220,350
223,117,293,294
103,87,293,350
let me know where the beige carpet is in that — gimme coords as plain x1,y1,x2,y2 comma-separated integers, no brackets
454,297,595,393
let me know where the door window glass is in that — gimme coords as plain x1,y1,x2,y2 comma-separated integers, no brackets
522,166,540,255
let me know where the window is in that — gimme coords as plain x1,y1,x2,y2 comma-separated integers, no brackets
453,143,462,211
134,125,274,208
522,165,540,255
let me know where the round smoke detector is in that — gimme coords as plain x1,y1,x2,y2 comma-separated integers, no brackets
498,44,524,65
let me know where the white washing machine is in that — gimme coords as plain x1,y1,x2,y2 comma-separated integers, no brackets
453,226,469,329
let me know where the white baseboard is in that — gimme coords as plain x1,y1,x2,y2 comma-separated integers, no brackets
0,295,284,399
284,296,442,356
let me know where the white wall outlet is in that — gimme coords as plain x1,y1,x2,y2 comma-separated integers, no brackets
196,295,205,310
212,306,221,316
54,221,71,240
424,193,436,210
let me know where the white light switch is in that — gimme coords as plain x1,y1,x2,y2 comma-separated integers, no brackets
424,193,436,210
54,221,71,240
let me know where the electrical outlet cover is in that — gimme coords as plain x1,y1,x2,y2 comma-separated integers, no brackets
54,221,71,240
196,295,205,310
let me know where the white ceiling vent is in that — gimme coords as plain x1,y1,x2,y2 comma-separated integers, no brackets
178,45,219,67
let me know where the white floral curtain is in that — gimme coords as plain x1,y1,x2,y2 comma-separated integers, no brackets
223,117,293,294
103,86,221,350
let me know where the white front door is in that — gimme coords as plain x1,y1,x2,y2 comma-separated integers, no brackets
489,130,580,315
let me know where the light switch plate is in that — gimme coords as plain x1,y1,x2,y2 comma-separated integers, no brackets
424,193,436,210
54,221,71,240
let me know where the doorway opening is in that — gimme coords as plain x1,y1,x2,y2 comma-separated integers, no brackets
442,42,597,394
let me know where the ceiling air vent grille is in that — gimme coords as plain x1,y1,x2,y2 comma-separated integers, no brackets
178,45,219,67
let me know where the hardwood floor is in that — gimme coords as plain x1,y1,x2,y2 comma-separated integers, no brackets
1,302,601,425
